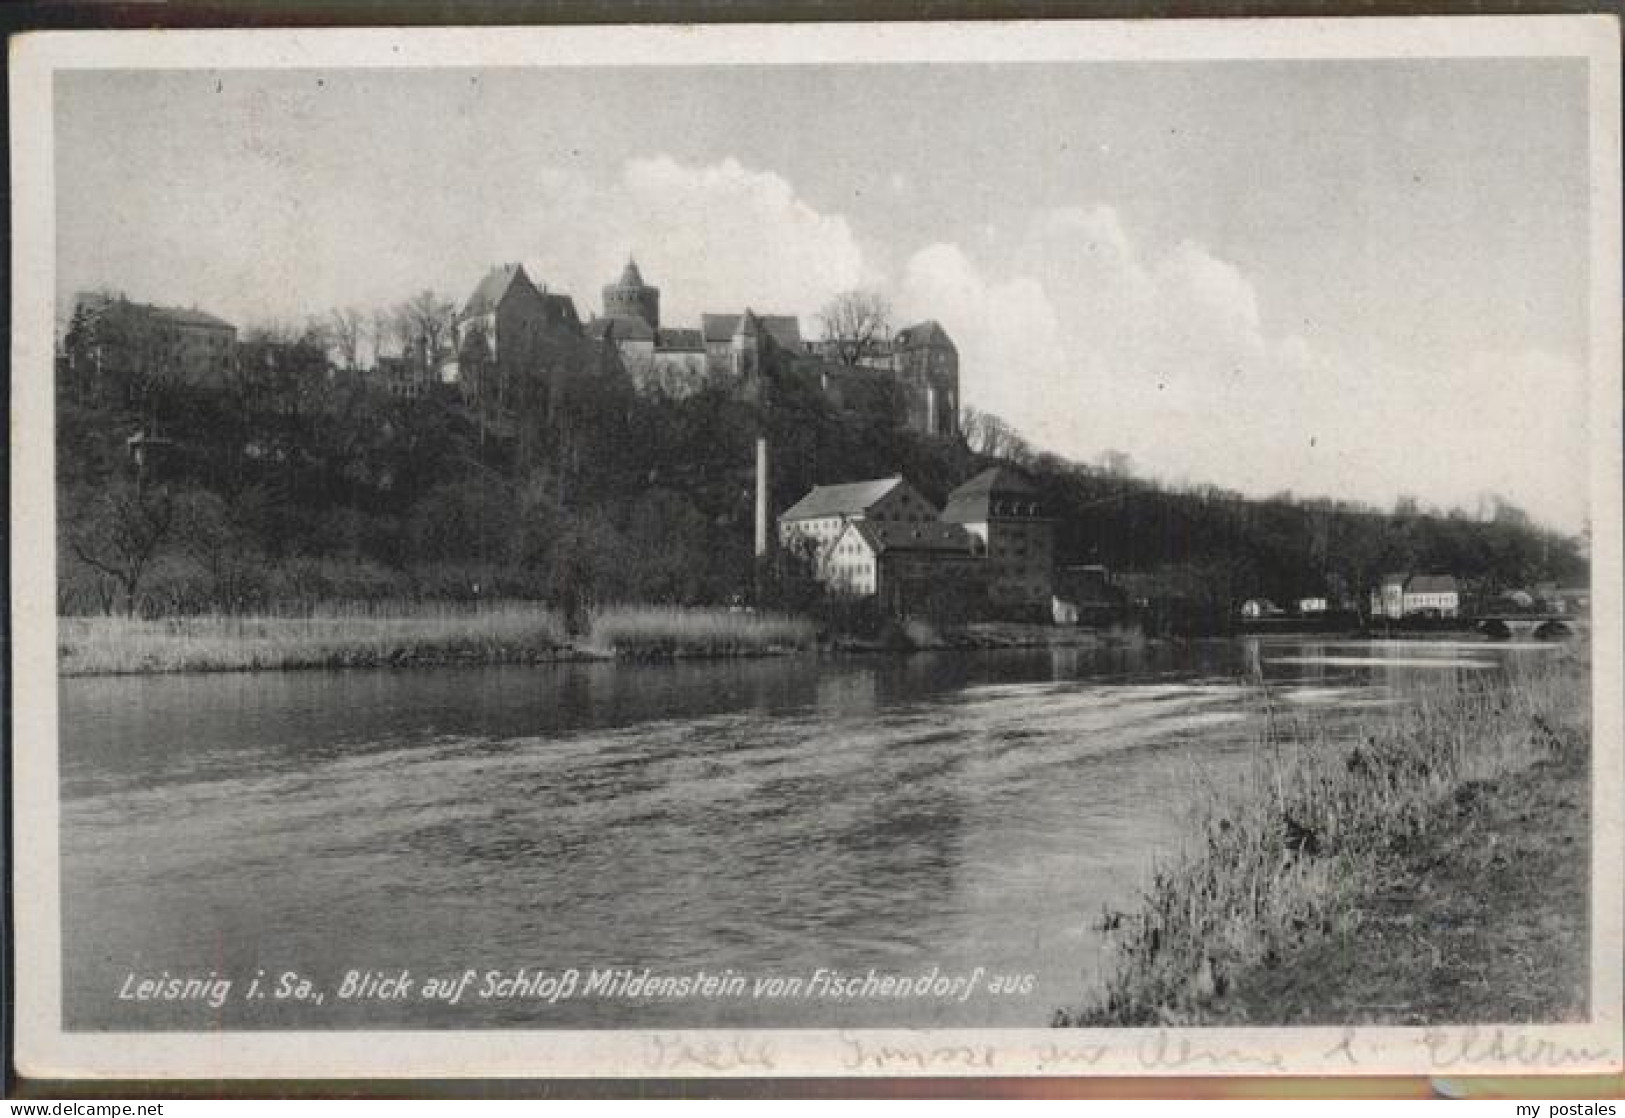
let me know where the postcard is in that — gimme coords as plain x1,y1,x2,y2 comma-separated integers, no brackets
10,16,1622,1081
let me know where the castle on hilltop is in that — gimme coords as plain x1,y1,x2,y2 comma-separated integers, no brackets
587,258,961,438
419,259,961,440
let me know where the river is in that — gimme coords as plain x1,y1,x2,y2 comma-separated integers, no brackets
58,637,1556,1031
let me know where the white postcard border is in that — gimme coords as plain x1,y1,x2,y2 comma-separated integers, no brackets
10,16,1623,1081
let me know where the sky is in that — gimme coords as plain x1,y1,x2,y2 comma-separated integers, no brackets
55,60,1594,532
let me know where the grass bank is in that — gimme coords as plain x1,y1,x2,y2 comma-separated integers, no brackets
1057,652,1590,1027
59,602,815,675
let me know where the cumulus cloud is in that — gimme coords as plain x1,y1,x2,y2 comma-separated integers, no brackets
899,204,1588,531
523,156,871,327
77,112,1582,531
278,154,875,335
898,243,1066,443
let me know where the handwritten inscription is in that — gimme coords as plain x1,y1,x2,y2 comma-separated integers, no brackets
1032,1040,1110,1069
839,1032,998,1072
1136,1030,1288,1072
1426,1027,1614,1070
1321,1025,1363,1066
643,1034,776,1074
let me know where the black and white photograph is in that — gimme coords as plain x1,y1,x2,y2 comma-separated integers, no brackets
10,18,1622,1081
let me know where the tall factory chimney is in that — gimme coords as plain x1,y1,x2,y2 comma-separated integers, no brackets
754,436,770,558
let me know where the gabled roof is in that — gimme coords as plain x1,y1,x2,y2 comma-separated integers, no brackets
780,476,903,521
656,328,704,351
942,467,1044,523
702,312,803,350
588,314,654,342
77,293,235,332
895,320,954,350
466,266,579,335
1406,574,1459,594
464,264,533,317
952,466,1038,497
152,306,236,331
850,519,975,556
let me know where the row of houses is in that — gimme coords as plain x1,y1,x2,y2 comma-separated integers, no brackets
1240,575,1462,621
1493,583,1592,616
777,468,1055,619
1233,575,1596,625
780,472,1583,630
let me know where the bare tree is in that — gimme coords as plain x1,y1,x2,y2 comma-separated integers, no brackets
64,478,176,615
961,405,1030,460
816,289,892,366
325,307,365,371
397,290,457,362
369,307,395,364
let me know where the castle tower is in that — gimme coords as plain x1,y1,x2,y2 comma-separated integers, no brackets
893,320,960,438
732,307,762,379
601,257,660,330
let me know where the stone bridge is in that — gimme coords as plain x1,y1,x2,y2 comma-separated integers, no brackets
1474,614,1588,641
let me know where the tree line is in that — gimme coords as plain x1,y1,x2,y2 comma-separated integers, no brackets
55,298,1587,623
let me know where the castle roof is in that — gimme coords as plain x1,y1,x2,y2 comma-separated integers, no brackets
780,476,904,521
76,292,235,332
942,466,1045,523
588,314,654,342
895,320,954,350
849,519,975,556
150,306,236,331
463,263,532,317
702,312,802,350
734,308,761,338
615,259,649,289
656,327,704,351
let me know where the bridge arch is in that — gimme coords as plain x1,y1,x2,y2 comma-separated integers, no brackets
1478,619,1512,641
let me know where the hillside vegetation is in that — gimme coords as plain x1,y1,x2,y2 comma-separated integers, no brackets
55,334,1586,621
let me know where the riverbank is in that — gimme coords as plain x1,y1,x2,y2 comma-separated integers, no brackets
1205,733,1589,1025
57,605,1131,675
54,605,1567,676
1058,652,1590,1027
57,603,815,675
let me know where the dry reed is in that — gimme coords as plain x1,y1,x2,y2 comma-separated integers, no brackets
58,601,570,675
59,600,818,674
1059,653,1589,1026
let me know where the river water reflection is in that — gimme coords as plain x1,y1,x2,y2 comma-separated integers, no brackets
59,638,1553,1030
